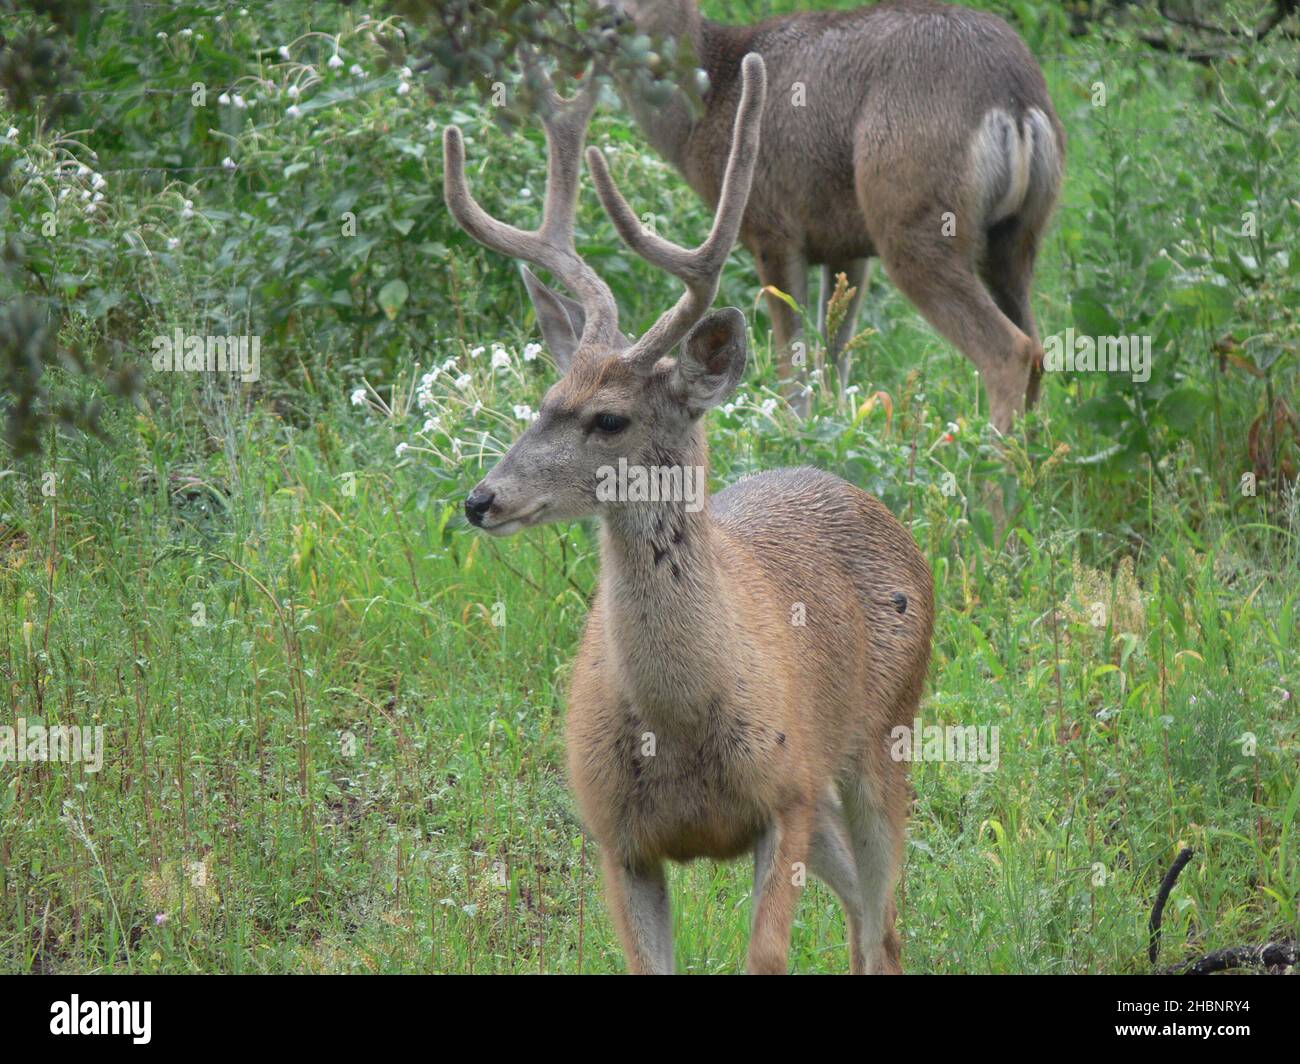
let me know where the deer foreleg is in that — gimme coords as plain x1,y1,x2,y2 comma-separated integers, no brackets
603,854,674,975
747,804,813,974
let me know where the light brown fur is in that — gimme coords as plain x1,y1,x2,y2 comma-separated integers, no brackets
567,431,933,973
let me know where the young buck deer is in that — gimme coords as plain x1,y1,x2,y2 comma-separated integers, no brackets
447,54,934,974
603,0,1064,428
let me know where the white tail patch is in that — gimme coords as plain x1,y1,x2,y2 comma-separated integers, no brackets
971,107,1056,225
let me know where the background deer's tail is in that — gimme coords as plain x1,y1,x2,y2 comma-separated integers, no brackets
970,106,1062,229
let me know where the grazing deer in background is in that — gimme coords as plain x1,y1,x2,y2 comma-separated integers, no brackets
603,0,1064,428
446,54,934,974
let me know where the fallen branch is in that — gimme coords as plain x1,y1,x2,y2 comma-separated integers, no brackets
1158,0,1298,40
1149,847,1195,966
1133,0,1300,64
1162,940,1300,975
1137,32,1230,64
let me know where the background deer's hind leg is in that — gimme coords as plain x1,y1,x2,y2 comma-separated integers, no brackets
754,245,811,417
819,259,869,383
980,216,1046,410
874,222,1035,434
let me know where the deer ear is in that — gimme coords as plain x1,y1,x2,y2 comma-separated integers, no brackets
673,308,748,414
521,265,585,372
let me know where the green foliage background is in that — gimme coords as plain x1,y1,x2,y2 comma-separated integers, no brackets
0,0,1296,972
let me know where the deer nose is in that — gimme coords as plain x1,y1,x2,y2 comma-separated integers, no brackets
464,486,495,525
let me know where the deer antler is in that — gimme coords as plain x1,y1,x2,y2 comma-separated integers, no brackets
586,51,766,370
442,51,620,349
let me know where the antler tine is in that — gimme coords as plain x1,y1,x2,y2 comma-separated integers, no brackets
442,56,619,348
586,52,766,368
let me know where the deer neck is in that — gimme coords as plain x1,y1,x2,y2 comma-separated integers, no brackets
618,13,737,174
596,432,729,729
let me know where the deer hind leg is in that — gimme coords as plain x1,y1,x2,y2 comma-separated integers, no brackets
808,785,867,974
981,218,1046,410
602,854,673,974
754,246,811,417
840,765,908,974
819,259,870,383
875,226,1036,434
748,803,814,974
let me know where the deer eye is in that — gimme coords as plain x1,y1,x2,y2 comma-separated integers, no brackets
590,412,630,435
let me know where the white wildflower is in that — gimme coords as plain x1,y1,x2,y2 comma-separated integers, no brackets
491,348,512,372
395,442,409,457
222,156,237,172
278,45,292,60
513,404,537,423
218,92,231,106
469,346,485,359
454,373,472,390
349,64,366,78
350,388,367,407
232,93,247,110
286,105,302,119
760,398,778,416
166,237,180,250
328,53,344,70
287,83,301,99
522,343,542,363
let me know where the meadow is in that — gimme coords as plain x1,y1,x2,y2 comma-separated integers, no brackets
0,0,1296,973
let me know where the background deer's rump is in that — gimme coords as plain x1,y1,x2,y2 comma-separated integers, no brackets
609,0,1065,428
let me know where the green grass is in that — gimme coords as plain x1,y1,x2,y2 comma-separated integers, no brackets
0,1,1297,973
